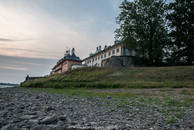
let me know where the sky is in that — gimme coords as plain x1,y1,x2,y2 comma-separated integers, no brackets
0,0,123,83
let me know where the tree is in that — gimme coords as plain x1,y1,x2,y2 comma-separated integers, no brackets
115,0,169,65
167,0,194,65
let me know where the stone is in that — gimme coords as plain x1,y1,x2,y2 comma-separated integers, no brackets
57,121,64,126
1,124,16,130
29,119,39,124
0,87,193,130
31,125,49,130
20,115,38,120
58,115,66,121
107,96,112,99
27,112,37,115
47,125,65,130
40,115,57,124
44,106,55,111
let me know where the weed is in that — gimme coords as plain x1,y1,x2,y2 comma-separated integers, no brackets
180,90,194,95
175,111,185,119
166,116,177,124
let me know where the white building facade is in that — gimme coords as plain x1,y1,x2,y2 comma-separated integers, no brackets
83,42,136,67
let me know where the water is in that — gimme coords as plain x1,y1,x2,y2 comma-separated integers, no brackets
0,85,16,88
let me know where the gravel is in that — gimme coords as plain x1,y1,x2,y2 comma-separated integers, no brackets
0,87,193,130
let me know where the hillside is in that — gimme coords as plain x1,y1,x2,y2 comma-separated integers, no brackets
21,66,194,88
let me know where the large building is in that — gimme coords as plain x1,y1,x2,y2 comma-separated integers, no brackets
51,48,82,74
83,41,136,67
51,41,136,75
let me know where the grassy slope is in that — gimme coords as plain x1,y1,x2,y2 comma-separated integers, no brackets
21,66,194,124
21,66,194,88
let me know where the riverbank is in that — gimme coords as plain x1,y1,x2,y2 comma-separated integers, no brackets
0,87,193,130
21,66,194,89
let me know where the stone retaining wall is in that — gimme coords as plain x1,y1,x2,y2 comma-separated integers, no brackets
101,56,135,67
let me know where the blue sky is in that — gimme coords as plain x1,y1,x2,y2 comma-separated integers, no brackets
0,0,123,83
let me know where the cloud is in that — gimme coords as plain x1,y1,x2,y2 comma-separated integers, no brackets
0,38,32,42
0,65,27,71
0,54,57,83
0,0,120,83
0,38,13,42
0,47,60,59
14,61,42,66
0,0,118,59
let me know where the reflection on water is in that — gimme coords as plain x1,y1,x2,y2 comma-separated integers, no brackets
0,85,17,88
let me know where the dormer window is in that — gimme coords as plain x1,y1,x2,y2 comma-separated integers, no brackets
108,51,111,56
117,48,119,53
112,50,115,54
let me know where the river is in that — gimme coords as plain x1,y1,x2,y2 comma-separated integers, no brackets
0,85,17,88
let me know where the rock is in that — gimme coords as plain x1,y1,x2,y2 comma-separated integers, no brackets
40,115,57,124
107,96,112,99
57,121,64,126
88,122,97,126
58,115,66,121
27,112,37,115
31,106,38,111
47,125,65,130
29,119,39,124
44,106,55,111
31,125,49,130
66,117,72,123
1,124,16,130
20,115,38,120
0,87,193,130
70,121,77,126
35,96,40,99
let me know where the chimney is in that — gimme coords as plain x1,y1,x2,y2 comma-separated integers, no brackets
99,45,101,51
71,48,75,55
65,49,70,56
104,45,107,50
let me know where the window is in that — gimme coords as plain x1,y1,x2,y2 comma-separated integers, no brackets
117,48,119,53
108,51,111,56
95,57,97,61
112,50,115,54
104,53,106,58
101,55,103,59
98,56,100,60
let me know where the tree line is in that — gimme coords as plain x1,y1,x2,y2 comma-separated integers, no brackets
115,0,194,66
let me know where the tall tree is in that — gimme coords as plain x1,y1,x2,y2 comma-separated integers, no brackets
167,0,194,65
115,0,168,65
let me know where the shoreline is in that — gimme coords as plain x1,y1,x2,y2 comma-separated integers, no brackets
0,87,193,130
0,85,17,88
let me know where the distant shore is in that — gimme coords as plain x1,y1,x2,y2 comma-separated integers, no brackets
0,85,17,88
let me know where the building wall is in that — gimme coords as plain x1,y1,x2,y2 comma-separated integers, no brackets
84,43,135,67
62,60,81,72
102,56,135,67
84,44,123,67
52,64,62,74
52,60,81,74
